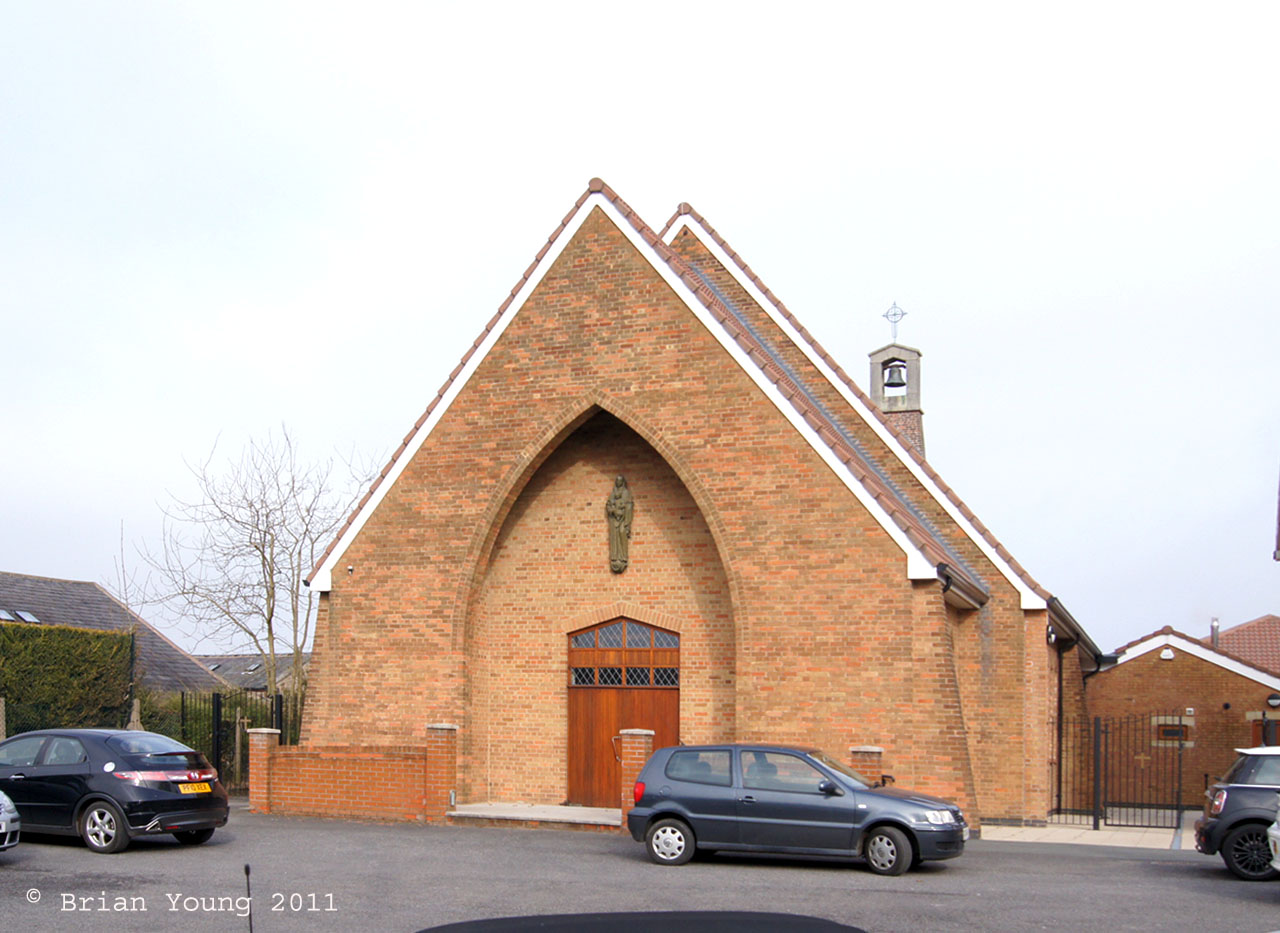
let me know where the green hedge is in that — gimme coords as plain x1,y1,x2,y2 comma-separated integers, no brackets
0,622,132,730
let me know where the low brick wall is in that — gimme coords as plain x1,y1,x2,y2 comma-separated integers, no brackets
248,725,457,822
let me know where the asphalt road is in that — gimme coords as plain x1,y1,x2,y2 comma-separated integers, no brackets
1,804,1277,932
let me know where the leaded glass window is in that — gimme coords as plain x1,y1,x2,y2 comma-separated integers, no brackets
568,618,680,689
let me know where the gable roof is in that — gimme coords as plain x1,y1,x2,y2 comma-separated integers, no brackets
656,206,1074,610
1210,615,1280,676
1106,625,1280,690
305,179,1097,655
0,571,226,692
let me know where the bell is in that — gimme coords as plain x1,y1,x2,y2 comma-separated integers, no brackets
883,361,907,388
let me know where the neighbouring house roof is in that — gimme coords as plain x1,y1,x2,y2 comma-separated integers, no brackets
1209,615,1280,678
1104,625,1280,690
0,571,226,693
305,178,1098,658
193,653,309,691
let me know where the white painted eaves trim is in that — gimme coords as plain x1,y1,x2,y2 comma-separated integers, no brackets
311,194,937,591
1113,632,1280,691
663,215,1047,611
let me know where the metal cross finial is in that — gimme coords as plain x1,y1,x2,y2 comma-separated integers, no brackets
883,302,906,341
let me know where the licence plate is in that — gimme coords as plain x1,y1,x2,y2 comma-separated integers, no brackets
962,827,970,841
178,782,211,794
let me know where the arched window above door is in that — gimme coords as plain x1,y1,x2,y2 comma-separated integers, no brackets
568,618,679,688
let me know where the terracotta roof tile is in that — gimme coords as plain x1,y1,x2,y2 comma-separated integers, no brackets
1112,623,1280,679
1211,615,1280,676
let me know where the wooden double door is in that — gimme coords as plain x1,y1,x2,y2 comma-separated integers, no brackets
566,618,679,807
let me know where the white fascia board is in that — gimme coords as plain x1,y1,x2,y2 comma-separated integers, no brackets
312,195,937,591
1114,632,1280,691
664,216,1047,611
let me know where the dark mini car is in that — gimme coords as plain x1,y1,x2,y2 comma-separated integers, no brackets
1194,746,1280,881
0,729,229,854
627,744,967,875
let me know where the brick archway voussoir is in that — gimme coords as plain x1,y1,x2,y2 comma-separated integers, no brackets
561,602,686,635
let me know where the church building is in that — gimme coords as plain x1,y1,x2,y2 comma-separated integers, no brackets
279,179,1101,827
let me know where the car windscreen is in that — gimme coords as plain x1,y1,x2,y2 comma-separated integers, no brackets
810,750,870,789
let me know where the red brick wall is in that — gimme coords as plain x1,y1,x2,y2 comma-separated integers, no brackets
249,727,457,821
301,206,1066,823
1087,649,1274,806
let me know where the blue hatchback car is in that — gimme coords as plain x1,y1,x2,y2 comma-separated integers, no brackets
627,744,967,875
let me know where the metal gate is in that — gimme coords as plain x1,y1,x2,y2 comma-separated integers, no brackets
1055,712,1187,829
151,690,303,794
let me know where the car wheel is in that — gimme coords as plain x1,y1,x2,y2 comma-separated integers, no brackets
1220,824,1279,881
173,828,215,846
864,826,912,876
645,818,695,865
80,801,130,854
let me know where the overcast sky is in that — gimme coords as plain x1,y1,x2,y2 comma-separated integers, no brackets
3,2,1277,657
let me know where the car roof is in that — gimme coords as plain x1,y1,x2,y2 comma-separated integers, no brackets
1235,746,1280,756
3,729,156,741
663,744,823,755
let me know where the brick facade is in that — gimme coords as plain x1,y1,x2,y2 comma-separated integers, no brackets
287,186,1094,827
1086,637,1280,806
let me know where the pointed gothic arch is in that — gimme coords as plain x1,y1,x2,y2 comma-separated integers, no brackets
457,403,735,804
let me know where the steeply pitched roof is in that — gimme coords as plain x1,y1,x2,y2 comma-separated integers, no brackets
0,571,225,693
305,179,1097,655
1211,615,1280,677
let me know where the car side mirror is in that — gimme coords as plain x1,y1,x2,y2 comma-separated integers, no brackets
818,779,843,796
873,774,895,788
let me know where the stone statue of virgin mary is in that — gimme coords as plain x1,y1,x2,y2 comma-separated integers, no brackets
605,476,633,573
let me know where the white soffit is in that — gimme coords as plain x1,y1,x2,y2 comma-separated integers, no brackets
311,194,937,591
1114,632,1280,691
664,215,1047,612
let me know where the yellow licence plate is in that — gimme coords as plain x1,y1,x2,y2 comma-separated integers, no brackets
178,782,211,794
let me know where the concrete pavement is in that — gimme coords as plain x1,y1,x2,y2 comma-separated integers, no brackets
450,802,1202,850
979,813,1197,850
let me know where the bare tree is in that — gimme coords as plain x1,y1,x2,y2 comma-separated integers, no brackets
143,427,370,696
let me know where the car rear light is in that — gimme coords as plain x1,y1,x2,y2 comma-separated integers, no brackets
1209,789,1228,816
112,768,218,785
633,781,645,806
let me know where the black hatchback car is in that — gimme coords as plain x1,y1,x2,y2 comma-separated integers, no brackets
1194,746,1280,881
627,744,967,875
0,729,229,854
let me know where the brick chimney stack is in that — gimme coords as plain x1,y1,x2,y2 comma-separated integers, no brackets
869,343,925,457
